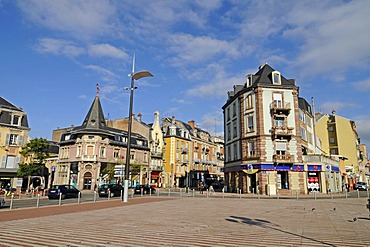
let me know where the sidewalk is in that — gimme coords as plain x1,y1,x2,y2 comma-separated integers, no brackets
0,196,369,246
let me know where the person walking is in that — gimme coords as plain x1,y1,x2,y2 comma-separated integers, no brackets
5,183,11,197
199,181,204,194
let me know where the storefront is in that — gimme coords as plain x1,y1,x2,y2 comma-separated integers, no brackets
307,165,322,193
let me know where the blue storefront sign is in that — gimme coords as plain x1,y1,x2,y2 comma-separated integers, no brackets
308,165,322,171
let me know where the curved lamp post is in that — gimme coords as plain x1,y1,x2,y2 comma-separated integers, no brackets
123,61,153,202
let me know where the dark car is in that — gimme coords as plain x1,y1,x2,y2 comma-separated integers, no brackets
98,184,123,198
354,182,368,191
134,185,156,195
48,185,80,199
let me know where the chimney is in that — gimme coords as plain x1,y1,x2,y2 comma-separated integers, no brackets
137,113,142,122
171,116,176,124
188,120,195,129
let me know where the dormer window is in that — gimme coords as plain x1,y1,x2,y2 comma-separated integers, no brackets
272,71,281,85
246,75,252,87
12,115,20,126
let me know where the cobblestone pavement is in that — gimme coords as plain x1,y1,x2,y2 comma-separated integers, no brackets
0,197,369,247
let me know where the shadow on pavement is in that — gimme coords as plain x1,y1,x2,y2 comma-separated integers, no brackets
226,215,336,247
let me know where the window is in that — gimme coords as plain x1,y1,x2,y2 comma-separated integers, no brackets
273,93,282,108
328,125,334,132
227,124,231,140
6,134,20,146
233,143,238,160
76,146,82,157
100,146,106,158
227,108,230,121
299,110,305,122
272,71,281,84
232,102,236,117
276,141,287,155
113,149,120,158
329,137,335,144
227,146,231,162
248,140,255,156
330,149,337,155
12,115,20,126
245,94,253,109
274,116,285,127
233,120,237,138
87,145,94,155
246,75,252,87
300,127,307,141
247,114,254,132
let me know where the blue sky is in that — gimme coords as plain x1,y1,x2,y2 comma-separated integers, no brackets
1,0,370,151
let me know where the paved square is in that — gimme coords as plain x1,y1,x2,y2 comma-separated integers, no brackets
0,197,369,246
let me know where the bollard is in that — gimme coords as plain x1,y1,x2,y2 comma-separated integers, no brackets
37,194,40,208
314,192,317,200
207,189,209,198
59,193,62,206
357,189,360,198
157,188,160,197
150,188,152,197
277,190,279,200
168,189,171,197
121,190,123,200
78,192,81,204
180,188,182,198
239,189,242,199
222,188,225,199
331,191,333,199
367,189,369,199
192,189,195,198
10,194,14,210
132,189,134,198
19,191,21,200
108,191,111,200
94,191,97,202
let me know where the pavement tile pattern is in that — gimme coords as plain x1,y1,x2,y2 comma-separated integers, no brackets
0,197,369,247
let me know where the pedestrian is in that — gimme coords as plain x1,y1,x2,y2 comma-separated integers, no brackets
199,181,204,194
5,183,11,197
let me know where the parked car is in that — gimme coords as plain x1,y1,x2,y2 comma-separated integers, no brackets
48,185,80,199
354,182,368,191
133,185,156,194
98,184,123,198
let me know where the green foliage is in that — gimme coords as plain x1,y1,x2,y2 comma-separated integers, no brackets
101,163,115,181
17,138,50,177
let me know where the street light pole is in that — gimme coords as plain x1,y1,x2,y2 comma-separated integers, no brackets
123,55,153,202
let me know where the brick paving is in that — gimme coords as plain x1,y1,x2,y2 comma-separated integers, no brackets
0,196,369,247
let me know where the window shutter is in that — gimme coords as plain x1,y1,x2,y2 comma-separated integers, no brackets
5,134,10,145
18,135,24,146
1,155,6,168
276,141,287,151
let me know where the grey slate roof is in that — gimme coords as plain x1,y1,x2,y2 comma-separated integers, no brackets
0,96,29,129
251,64,296,87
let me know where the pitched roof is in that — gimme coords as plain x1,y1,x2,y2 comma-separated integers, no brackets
252,64,296,87
0,96,22,111
81,95,107,130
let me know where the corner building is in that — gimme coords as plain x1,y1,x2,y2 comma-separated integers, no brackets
223,64,304,195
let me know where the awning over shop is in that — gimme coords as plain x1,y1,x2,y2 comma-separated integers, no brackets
292,165,304,171
308,165,322,171
259,164,275,171
331,166,340,172
276,165,291,171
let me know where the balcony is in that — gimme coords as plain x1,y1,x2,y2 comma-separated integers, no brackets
151,151,162,159
270,102,291,115
194,158,200,163
181,148,188,154
271,126,293,139
82,155,97,162
273,154,294,163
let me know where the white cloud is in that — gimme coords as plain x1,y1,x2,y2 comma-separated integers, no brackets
353,78,370,91
34,38,85,57
200,111,224,136
16,0,119,40
88,44,128,59
186,63,246,98
168,34,240,66
319,101,360,114
84,64,116,78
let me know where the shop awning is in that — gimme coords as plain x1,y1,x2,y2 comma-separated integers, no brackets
276,165,291,171
308,165,322,171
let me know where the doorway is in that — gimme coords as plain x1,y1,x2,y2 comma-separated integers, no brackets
83,172,92,190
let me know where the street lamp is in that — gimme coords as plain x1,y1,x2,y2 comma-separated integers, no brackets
123,56,153,202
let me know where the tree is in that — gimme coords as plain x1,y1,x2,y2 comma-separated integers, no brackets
17,138,50,192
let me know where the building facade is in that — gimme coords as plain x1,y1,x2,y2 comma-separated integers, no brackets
53,94,150,191
223,64,304,195
315,112,362,190
0,97,30,189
